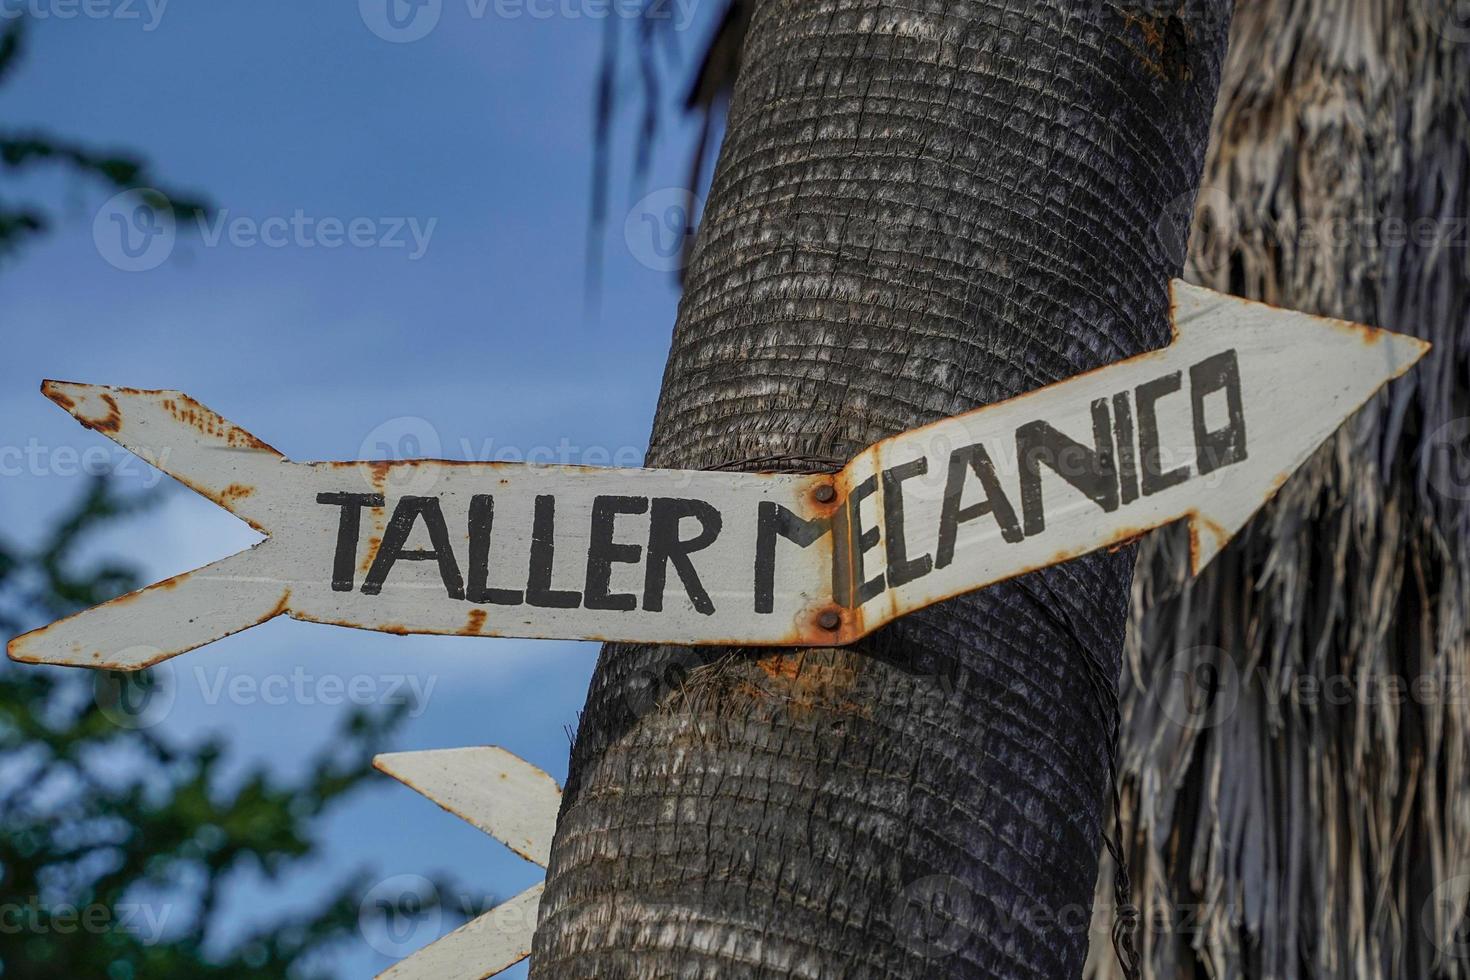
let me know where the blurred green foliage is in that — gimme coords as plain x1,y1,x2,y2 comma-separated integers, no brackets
0,479,441,978
0,16,471,974
0,17,207,259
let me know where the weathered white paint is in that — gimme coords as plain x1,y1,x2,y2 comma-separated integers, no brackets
7,281,1429,669
374,747,561,980
374,746,562,866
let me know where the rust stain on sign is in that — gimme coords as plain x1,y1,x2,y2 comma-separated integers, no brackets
74,390,123,433
6,281,1429,671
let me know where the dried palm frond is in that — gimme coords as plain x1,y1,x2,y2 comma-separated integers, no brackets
586,0,748,300
1089,1,1470,977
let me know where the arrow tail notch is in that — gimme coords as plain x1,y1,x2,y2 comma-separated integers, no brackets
12,384,300,670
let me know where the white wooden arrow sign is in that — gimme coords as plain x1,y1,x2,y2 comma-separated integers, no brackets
372,746,561,979
7,281,1428,670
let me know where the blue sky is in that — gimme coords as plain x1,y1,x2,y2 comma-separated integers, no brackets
1,1,716,974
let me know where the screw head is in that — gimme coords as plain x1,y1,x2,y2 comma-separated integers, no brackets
817,610,841,631
813,484,837,504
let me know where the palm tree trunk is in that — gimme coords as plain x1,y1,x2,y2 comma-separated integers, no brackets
531,2,1234,977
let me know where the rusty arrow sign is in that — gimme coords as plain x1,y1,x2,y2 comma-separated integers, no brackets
8,281,1428,670
372,747,561,979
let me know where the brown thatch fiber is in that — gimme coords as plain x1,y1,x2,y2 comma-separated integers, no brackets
1088,1,1470,977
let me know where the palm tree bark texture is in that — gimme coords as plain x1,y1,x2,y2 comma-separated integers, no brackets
532,2,1234,978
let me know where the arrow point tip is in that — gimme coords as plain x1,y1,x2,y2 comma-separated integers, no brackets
7,634,75,669
4,630,73,668
39,380,124,427
41,378,85,404
1385,331,1432,376
1169,283,1432,386
6,636,35,666
6,635,158,671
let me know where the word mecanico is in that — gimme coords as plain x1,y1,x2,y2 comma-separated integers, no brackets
314,350,1246,615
